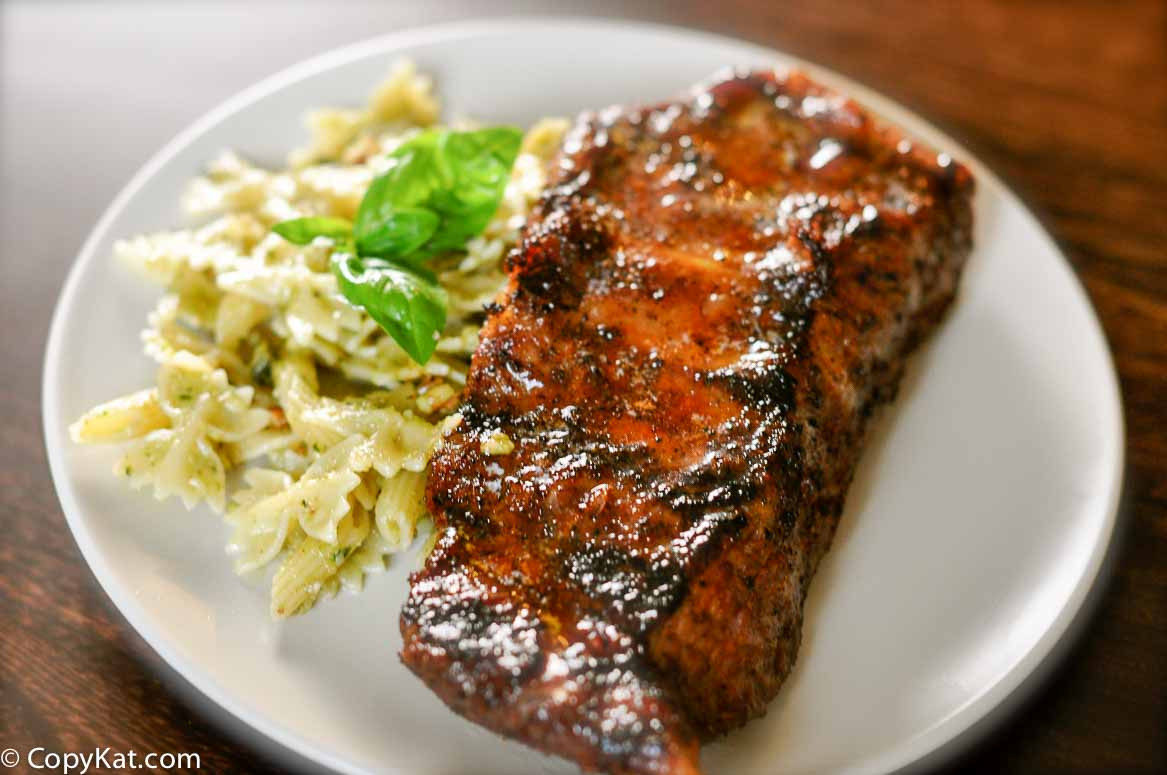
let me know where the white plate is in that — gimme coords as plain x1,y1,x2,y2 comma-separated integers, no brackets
43,18,1124,775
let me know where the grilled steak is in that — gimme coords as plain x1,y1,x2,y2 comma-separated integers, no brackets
401,70,974,774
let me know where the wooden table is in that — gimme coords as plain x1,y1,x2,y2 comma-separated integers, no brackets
2,1,1162,772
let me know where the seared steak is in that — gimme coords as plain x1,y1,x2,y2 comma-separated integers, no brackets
401,70,974,774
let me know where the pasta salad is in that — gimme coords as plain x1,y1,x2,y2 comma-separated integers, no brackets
70,61,566,617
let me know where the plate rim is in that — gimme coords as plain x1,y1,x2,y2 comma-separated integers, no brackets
41,16,1126,775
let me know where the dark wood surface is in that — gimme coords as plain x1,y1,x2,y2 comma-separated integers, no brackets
1,1,1162,772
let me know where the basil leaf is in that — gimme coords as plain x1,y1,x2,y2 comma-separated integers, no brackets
423,127,523,253
331,253,447,364
272,217,353,245
355,207,440,259
353,126,522,261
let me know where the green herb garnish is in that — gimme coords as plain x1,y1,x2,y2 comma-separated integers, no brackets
272,216,355,246
333,254,448,365
271,126,523,364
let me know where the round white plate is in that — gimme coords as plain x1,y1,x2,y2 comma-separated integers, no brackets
43,19,1124,775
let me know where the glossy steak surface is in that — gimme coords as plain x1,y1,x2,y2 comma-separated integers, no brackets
401,69,974,774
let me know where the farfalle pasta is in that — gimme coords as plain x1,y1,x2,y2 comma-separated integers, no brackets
70,61,566,616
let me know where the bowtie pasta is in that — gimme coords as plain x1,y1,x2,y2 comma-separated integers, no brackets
70,61,566,617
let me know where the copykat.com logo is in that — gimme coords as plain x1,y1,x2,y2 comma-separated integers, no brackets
1,747,201,773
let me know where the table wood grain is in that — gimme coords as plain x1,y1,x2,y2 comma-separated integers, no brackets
1,1,1162,772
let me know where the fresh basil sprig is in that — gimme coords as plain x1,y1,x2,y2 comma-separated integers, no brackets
271,126,523,364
